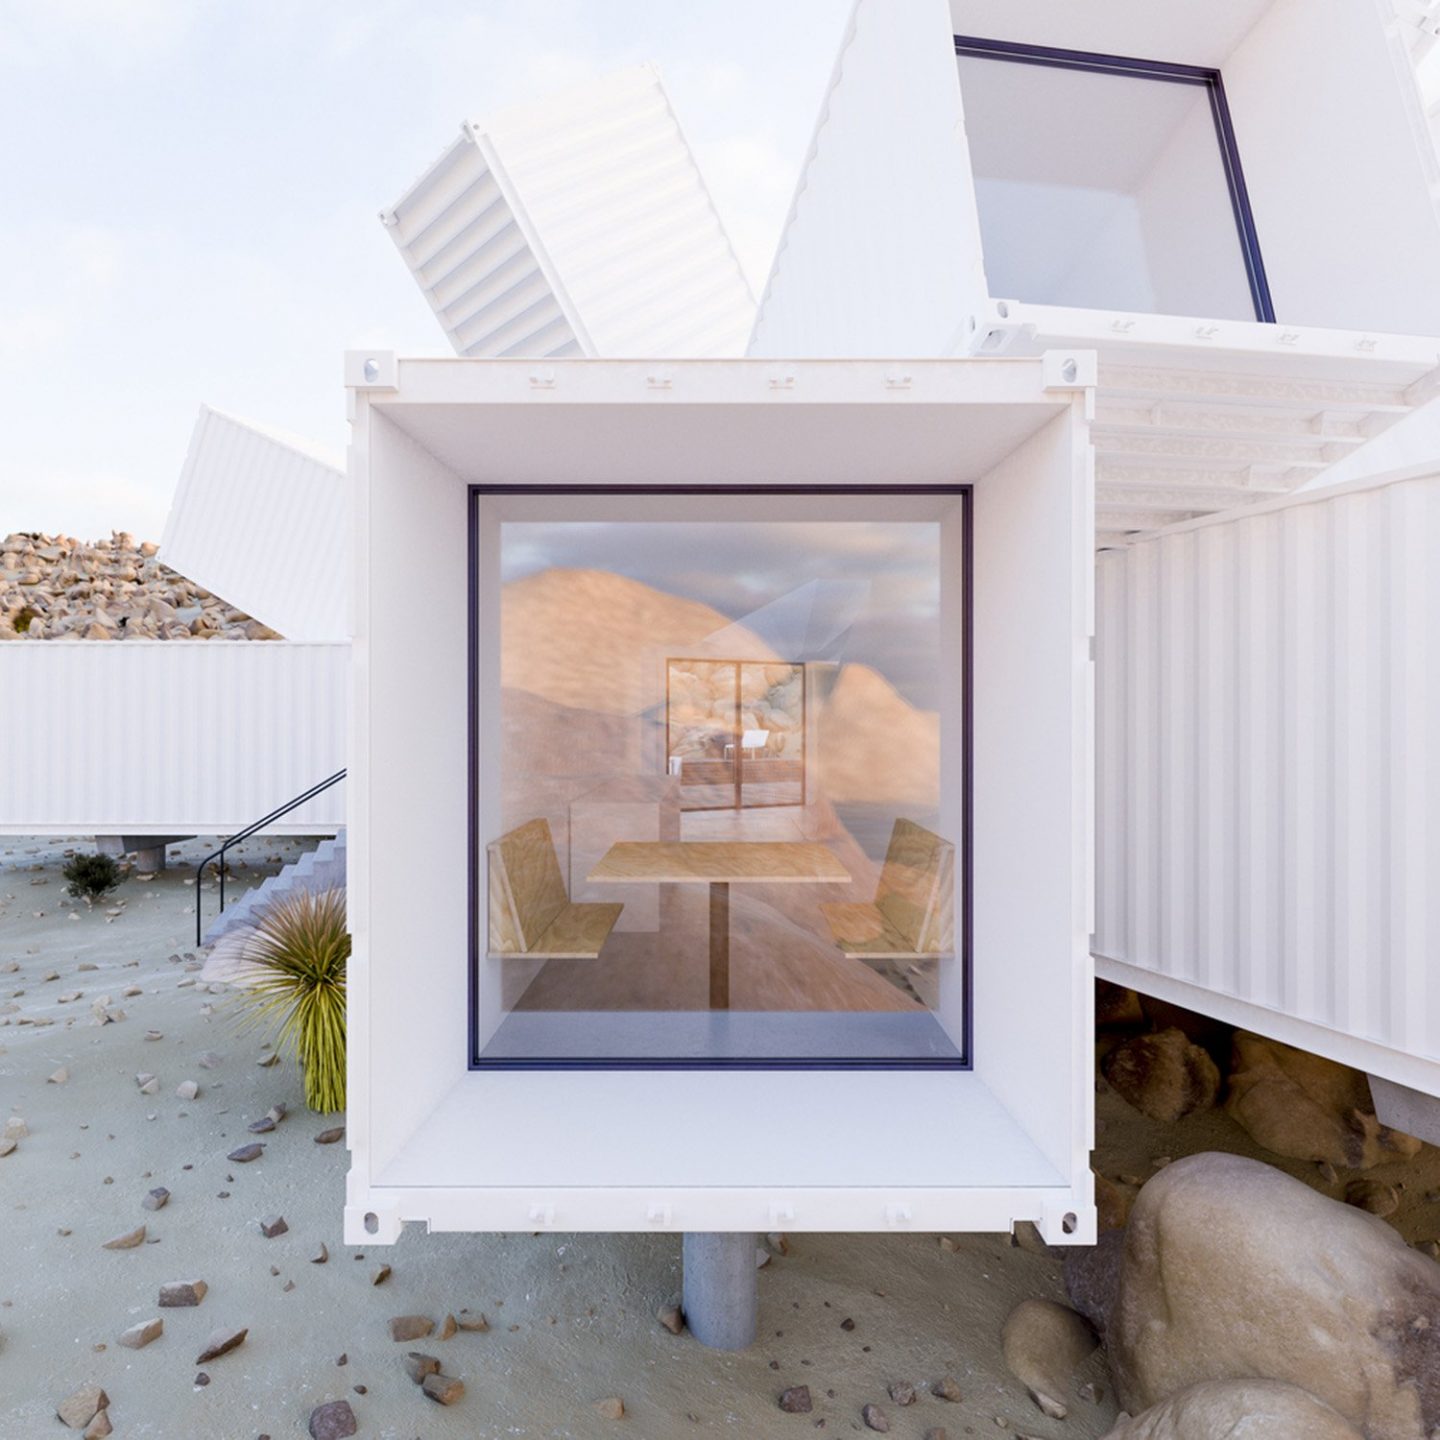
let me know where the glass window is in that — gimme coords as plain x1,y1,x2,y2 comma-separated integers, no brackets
474,497,968,1067
957,43,1268,321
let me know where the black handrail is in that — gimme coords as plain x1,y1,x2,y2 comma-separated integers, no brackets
195,769,346,946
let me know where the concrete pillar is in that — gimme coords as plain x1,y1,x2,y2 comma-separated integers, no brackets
131,844,168,872
682,1232,758,1350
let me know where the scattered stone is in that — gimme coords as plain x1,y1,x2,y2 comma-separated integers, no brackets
923,1430,949,1440
371,1264,391,1286
594,1397,625,1420
779,1386,813,1413
1002,1298,1098,1419
888,1382,916,1406
195,1326,247,1362
1078,1381,1102,1405
82,1409,112,1439
194,1372,209,1386
1101,1379,1365,1439
143,1186,170,1211
658,1303,684,1335
404,1352,441,1383
257,1052,281,1068
307,1399,358,1439
1102,1028,1220,1123
118,1317,163,1349
439,1312,458,1340
196,1050,224,1069
934,1377,963,1402
226,1143,264,1163
862,1402,891,1431
1097,980,1146,1027
840,1316,856,1331
102,1224,147,1251
57,1384,109,1429
388,1315,434,1342
311,1242,329,1264
159,1279,208,1307
938,1236,958,1252
456,1309,488,1331
1225,1032,1421,1170
1108,1152,1440,1435
1096,1171,1138,1232
0,1136,16,1157
259,1215,288,1238
48,1067,68,1084
175,1080,199,1100
248,1104,287,1133
135,1073,159,1095
144,1030,163,1041
1011,1221,1054,1257
423,1373,465,1406
1345,1179,1400,1218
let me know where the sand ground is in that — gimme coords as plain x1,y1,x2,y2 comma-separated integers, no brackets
2,834,1119,1440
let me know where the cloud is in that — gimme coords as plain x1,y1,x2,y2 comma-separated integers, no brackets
0,0,193,70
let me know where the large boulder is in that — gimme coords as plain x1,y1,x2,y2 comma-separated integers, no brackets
1000,1298,1098,1419
1226,1032,1421,1170
1102,1028,1220,1123
1101,1380,1364,1440
1109,1152,1440,1440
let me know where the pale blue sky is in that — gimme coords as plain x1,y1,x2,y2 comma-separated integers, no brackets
0,0,850,540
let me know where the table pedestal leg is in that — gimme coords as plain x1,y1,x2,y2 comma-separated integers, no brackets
709,881,730,1010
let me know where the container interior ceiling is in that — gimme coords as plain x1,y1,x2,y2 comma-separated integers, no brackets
950,0,1440,336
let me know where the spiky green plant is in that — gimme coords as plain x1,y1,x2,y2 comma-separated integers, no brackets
239,887,348,1113
63,851,121,900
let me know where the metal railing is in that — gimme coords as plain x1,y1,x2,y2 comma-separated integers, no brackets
195,769,346,946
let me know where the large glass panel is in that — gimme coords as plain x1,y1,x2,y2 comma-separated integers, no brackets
957,51,1260,320
480,507,964,1066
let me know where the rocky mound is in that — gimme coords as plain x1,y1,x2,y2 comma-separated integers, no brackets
0,530,278,641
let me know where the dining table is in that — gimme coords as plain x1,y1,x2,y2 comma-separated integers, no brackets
586,840,851,1009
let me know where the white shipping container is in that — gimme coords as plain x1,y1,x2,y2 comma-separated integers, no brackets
1094,465,1440,1095
344,351,1096,1243
0,642,348,836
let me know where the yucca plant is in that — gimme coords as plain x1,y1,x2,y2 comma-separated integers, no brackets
238,887,348,1113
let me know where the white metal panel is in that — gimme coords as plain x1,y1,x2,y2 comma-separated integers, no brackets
0,642,348,835
1094,468,1440,1090
160,406,348,642
383,66,754,360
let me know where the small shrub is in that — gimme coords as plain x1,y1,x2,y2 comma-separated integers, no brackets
13,606,36,634
237,887,348,1113
63,852,121,900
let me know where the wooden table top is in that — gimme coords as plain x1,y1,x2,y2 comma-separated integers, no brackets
587,840,850,885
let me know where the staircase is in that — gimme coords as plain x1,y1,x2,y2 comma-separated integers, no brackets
202,830,346,945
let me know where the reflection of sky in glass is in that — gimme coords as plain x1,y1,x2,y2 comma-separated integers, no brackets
503,522,942,710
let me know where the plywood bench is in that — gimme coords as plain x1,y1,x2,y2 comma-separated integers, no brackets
821,818,954,960
488,818,622,960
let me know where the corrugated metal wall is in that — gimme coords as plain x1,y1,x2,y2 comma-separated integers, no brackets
1095,470,1440,1071
0,642,347,835
160,406,348,642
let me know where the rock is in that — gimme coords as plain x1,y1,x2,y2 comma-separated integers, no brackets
371,1264,391,1286
196,1050,224,1069
1011,1221,1054,1257
404,1351,441,1383
0,1136,16,1157
1001,1298,1098,1419
135,1073,158,1095
226,1143,264,1163
118,1317,163,1349
1099,1379,1366,1440
57,1384,109,1429
248,1104,286,1133
195,1326,247,1362
1095,1171,1138,1232
311,1242,329,1264
594,1397,625,1420
658,1303,684,1334
3,1116,28,1139
422,1373,465,1405
307,1399,358,1439
1225,1032,1421,1170
1101,1028,1220,1123
102,1224,146,1250
259,1215,288,1238
1345,1178,1400,1218
388,1315,434,1342
439,1312,457,1340
159,1279,208,1307
779,1385,813,1413
142,1186,170,1211
82,1409,112,1439
933,1376,963,1402
175,1080,199,1100
1108,1152,1440,1437
314,1125,345,1144
923,1430,949,1440
48,1067,68,1084
1096,980,1145,1028
862,1402,891,1431
1064,1229,1126,1338
888,1381,917,1405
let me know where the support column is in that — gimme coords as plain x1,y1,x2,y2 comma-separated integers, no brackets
682,1232,757,1350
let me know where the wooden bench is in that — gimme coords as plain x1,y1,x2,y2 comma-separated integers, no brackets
821,818,954,960
488,818,623,960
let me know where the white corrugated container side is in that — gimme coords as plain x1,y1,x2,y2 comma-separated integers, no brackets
0,642,348,835
381,65,755,361
1094,467,1440,1093
345,351,1095,1243
160,406,348,642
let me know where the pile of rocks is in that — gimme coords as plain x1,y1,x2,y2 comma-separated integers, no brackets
0,530,278,641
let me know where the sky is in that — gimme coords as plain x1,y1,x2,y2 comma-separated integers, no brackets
0,0,851,542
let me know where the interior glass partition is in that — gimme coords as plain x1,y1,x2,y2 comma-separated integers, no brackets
473,490,969,1067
